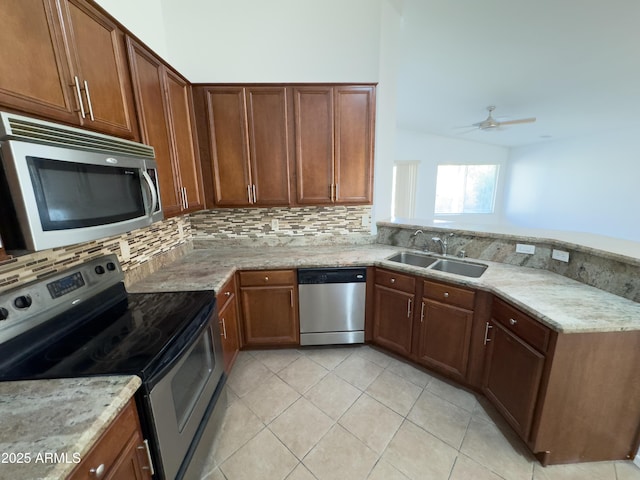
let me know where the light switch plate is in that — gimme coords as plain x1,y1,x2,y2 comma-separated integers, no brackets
119,240,130,261
516,243,536,254
271,219,279,231
552,249,570,262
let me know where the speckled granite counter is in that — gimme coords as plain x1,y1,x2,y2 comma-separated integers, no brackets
127,244,640,334
0,376,141,480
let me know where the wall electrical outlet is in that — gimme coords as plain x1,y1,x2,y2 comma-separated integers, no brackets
119,240,131,261
552,249,570,262
361,214,369,227
178,223,184,238
271,219,279,231
516,243,536,254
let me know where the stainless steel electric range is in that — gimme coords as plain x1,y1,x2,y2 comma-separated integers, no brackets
0,254,226,479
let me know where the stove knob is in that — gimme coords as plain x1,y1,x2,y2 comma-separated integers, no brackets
14,295,32,309
106,262,116,271
95,265,105,275
0,308,8,321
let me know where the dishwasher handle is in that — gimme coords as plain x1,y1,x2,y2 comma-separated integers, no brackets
297,268,367,284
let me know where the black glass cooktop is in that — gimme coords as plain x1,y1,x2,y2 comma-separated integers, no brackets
0,283,216,383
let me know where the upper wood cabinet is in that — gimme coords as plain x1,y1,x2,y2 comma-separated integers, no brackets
294,85,375,205
0,0,138,139
195,86,292,207
127,38,204,217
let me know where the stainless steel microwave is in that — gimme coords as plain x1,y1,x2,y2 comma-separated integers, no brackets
0,112,163,252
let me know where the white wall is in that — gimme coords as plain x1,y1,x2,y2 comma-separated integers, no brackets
395,130,510,223
504,129,640,242
159,0,382,83
94,0,170,61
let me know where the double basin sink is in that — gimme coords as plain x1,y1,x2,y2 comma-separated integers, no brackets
386,251,488,278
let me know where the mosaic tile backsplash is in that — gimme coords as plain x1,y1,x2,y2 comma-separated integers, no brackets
0,216,191,294
190,206,373,246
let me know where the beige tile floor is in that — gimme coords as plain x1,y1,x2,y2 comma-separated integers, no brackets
202,345,640,480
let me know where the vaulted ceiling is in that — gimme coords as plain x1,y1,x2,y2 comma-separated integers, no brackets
395,0,640,147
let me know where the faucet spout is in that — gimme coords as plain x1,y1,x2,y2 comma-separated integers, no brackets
432,233,453,256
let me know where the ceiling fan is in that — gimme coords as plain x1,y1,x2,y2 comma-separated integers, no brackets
463,106,536,131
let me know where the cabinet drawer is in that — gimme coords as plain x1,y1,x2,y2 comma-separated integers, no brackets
239,269,296,287
217,275,237,308
423,280,475,310
375,268,415,294
68,399,139,480
492,297,550,352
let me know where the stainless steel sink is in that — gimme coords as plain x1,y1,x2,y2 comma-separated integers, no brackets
387,251,488,278
430,259,488,278
387,251,439,268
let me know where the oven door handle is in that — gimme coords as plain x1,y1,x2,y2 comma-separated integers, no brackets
144,301,217,390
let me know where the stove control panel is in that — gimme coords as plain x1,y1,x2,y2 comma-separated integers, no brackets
0,254,124,344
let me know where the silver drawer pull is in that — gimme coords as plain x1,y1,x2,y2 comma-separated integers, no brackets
390,278,396,284
443,292,449,298
225,291,231,297
407,298,412,318
509,318,518,325
420,301,425,323
89,464,105,477
264,276,269,282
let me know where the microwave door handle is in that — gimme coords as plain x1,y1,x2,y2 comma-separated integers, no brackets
141,170,158,216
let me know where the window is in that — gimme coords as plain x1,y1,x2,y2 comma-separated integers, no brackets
434,164,499,214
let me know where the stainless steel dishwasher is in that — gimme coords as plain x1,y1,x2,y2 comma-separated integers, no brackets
298,267,367,346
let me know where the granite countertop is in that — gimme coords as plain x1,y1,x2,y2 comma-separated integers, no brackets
128,244,640,334
0,376,141,480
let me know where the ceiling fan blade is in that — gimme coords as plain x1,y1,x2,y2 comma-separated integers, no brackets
499,117,536,126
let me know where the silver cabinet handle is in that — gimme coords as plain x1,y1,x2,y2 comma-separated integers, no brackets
264,276,269,282
420,301,425,323
483,322,493,345
73,76,86,118
182,187,188,209
220,318,227,339
224,291,231,297
407,298,412,318
83,80,95,121
138,439,155,475
290,290,294,308
247,185,253,204
443,292,449,298
252,184,257,203
390,278,396,284
89,464,105,477
509,318,518,325
335,183,339,201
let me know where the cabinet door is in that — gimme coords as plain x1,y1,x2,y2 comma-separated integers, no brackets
417,299,473,380
334,86,375,204
62,0,138,138
293,86,334,204
246,87,291,205
483,321,545,440
240,286,299,347
0,0,78,124
373,284,414,357
165,70,204,212
104,429,150,480
204,87,252,206
126,39,181,216
219,296,240,373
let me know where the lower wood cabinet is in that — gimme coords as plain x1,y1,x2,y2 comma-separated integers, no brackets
68,399,152,480
238,270,299,347
416,280,475,381
372,269,416,357
217,276,240,373
483,320,546,440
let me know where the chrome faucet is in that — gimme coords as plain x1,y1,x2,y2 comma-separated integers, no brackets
412,229,427,250
432,233,453,256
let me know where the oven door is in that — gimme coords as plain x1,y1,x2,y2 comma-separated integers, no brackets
147,315,224,480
